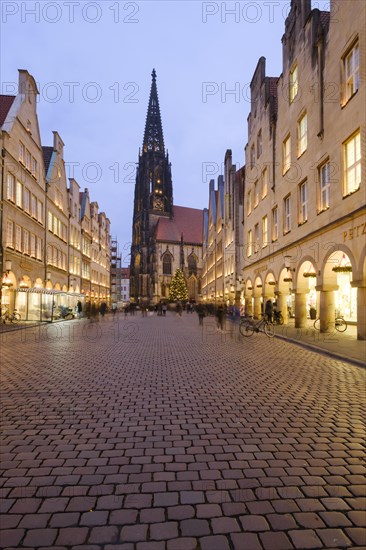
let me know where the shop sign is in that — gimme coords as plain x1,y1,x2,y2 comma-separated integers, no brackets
343,222,366,242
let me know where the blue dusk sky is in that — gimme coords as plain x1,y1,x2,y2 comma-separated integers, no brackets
1,1,318,262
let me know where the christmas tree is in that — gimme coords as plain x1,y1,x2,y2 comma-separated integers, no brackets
169,269,188,302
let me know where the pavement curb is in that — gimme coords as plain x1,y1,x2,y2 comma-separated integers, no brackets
274,331,366,369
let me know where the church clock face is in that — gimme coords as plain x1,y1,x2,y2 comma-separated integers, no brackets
153,197,164,211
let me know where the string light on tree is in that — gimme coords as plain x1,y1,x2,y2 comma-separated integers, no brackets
169,269,188,302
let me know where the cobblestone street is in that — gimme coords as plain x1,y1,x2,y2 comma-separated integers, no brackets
1,313,365,549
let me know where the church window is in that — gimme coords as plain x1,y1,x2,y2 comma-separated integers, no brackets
188,255,197,276
163,253,172,275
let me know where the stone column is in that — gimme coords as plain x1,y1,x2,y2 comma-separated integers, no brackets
357,285,366,340
253,296,261,319
295,292,307,328
245,296,253,316
319,289,335,333
276,292,288,324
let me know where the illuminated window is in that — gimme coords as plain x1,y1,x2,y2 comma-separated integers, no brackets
262,168,268,198
262,216,268,248
319,161,330,211
16,181,23,208
299,181,308,224
26,149,31,171
283,136,291,174
19,142,25,164
23,229,29,255
48,211,53,232
37,200,43,223
31,195,37,218
247,190,252,215
24,188,30,213
344,42,359,103
7,173,15,201
272,207,278,242
284,195,291,234
254,181,259,208
247,229,253,257
344,131,361,195
36,238,42,260
257,130,262,157
297,113,307,157
15,225,22,251
289,63,298,103
254,223,259,253
31,157,37,179
30,234,36,257
6,220,14,248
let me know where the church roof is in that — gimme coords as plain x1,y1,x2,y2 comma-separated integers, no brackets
0,95,15,126
155,205,204,244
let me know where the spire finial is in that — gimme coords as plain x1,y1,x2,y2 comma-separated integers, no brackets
142,69,164,153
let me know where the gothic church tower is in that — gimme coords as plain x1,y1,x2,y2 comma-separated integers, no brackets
130,69,173,302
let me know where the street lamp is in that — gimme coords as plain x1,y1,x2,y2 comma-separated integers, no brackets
2,260,13,287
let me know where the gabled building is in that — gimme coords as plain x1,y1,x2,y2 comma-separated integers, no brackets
43,131,69,295
242,0,366,339
0,70,47,320
1,69,112,320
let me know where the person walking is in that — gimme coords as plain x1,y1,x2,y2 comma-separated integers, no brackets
90,303,98,322
162,303,167,317
265,299,273,323
216,304,225,331
100,302,107,318
77,300,83,318
197,303,205,326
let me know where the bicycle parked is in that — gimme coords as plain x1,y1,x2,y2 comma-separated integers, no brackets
273,310,284,325
313,316,347,332
1,308,21,324
239,314,275,338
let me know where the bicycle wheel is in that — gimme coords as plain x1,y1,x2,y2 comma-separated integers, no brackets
313,318,320,330
264,322,275,338
11,313,21,324
277,313,284,325
335,317,347,332
240,320,254,337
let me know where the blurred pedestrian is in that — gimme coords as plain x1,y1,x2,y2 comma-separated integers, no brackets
197,303,205,326
100,302,107,318
216,305,225,331
77,300,83,318
265,299,273,323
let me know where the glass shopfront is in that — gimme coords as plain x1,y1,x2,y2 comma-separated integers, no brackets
14,289,84,321
335,272,357,322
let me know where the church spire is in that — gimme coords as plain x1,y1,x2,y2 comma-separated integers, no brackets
143,69,165,153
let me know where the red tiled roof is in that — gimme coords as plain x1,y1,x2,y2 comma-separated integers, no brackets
0,95,15,126
155,205,204,244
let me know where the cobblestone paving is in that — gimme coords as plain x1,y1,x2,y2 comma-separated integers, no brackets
0,314,365,549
